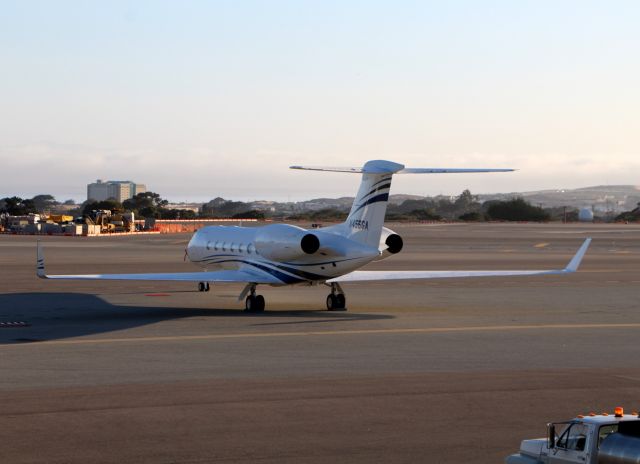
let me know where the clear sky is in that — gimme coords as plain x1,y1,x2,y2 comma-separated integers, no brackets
1,1,639,202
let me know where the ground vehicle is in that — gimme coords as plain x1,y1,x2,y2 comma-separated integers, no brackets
506,408,640,464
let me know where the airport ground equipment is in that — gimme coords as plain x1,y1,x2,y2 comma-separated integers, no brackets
85,210,135,233
506,407,640,464
47,214,74,223
36,159,591,312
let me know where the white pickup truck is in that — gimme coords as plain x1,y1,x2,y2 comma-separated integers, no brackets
506,408,640,464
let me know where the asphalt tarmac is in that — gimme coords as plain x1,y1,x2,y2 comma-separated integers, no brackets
1,223,639,463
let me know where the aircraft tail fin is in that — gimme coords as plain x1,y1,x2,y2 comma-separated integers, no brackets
291,160,514,249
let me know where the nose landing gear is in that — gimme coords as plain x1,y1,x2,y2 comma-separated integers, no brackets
198,282,210,292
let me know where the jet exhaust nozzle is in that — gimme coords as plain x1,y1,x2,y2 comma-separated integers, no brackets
385,234,403,254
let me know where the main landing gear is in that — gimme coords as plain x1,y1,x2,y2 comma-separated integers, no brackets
326,282,347,311
198,282,210,292
242,284,265,312
237,282,347,312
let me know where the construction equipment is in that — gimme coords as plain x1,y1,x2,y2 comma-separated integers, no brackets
47,214,74,223
85,210,135,233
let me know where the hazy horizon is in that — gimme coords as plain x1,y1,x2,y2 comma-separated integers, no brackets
6,180,640,206
2,1,639,202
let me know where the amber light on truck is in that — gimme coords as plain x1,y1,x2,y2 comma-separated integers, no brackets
615,407,624,417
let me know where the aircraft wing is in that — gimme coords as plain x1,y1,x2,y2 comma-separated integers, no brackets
329,238,591,283
36,243,282,284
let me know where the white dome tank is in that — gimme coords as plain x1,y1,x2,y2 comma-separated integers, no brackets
578,208,594,222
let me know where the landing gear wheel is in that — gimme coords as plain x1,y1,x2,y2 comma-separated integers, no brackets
245,295,265,312
327,293,346,311
327,294,345,311
326,294,337,310
198,282,206,292
204,282,210,292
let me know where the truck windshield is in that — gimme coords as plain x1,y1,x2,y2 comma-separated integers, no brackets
598,425,618,448
556,423,589,451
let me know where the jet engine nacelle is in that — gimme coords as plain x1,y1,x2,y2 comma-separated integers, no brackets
254,224,320,262
375,227,403,261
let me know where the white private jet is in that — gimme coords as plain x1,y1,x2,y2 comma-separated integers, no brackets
37,160,591,312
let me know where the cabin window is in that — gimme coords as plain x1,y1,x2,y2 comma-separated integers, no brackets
238,244,245,253
206,241,211,250
214,241,219,251
222,242,227,251
247,243,254,254
230,243,236,252
598,425,618,448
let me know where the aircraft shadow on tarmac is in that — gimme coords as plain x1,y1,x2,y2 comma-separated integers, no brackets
0,292,393,344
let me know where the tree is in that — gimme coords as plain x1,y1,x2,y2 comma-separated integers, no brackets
485,198,550,222
286,208,347,221
615,202,640,222
454,189,476,210
162,209,197,220
123,192,168,218
0,197,37,215
231,210,265,220
459,211,482,221
31,194,58,212
411,209,441,221
201,197,254,218
81,199,124,217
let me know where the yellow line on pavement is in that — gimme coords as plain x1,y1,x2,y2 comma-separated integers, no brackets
4,323,640,347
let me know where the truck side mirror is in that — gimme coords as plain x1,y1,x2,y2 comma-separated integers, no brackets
548,424,556,449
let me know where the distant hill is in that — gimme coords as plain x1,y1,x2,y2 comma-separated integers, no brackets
291,186,640,214
478,185,640,213
187,185,640,216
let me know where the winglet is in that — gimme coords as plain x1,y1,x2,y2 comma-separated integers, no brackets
36,241,47,279
563,238,592,273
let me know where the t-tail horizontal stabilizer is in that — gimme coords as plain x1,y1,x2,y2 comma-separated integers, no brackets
290,162,515,174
